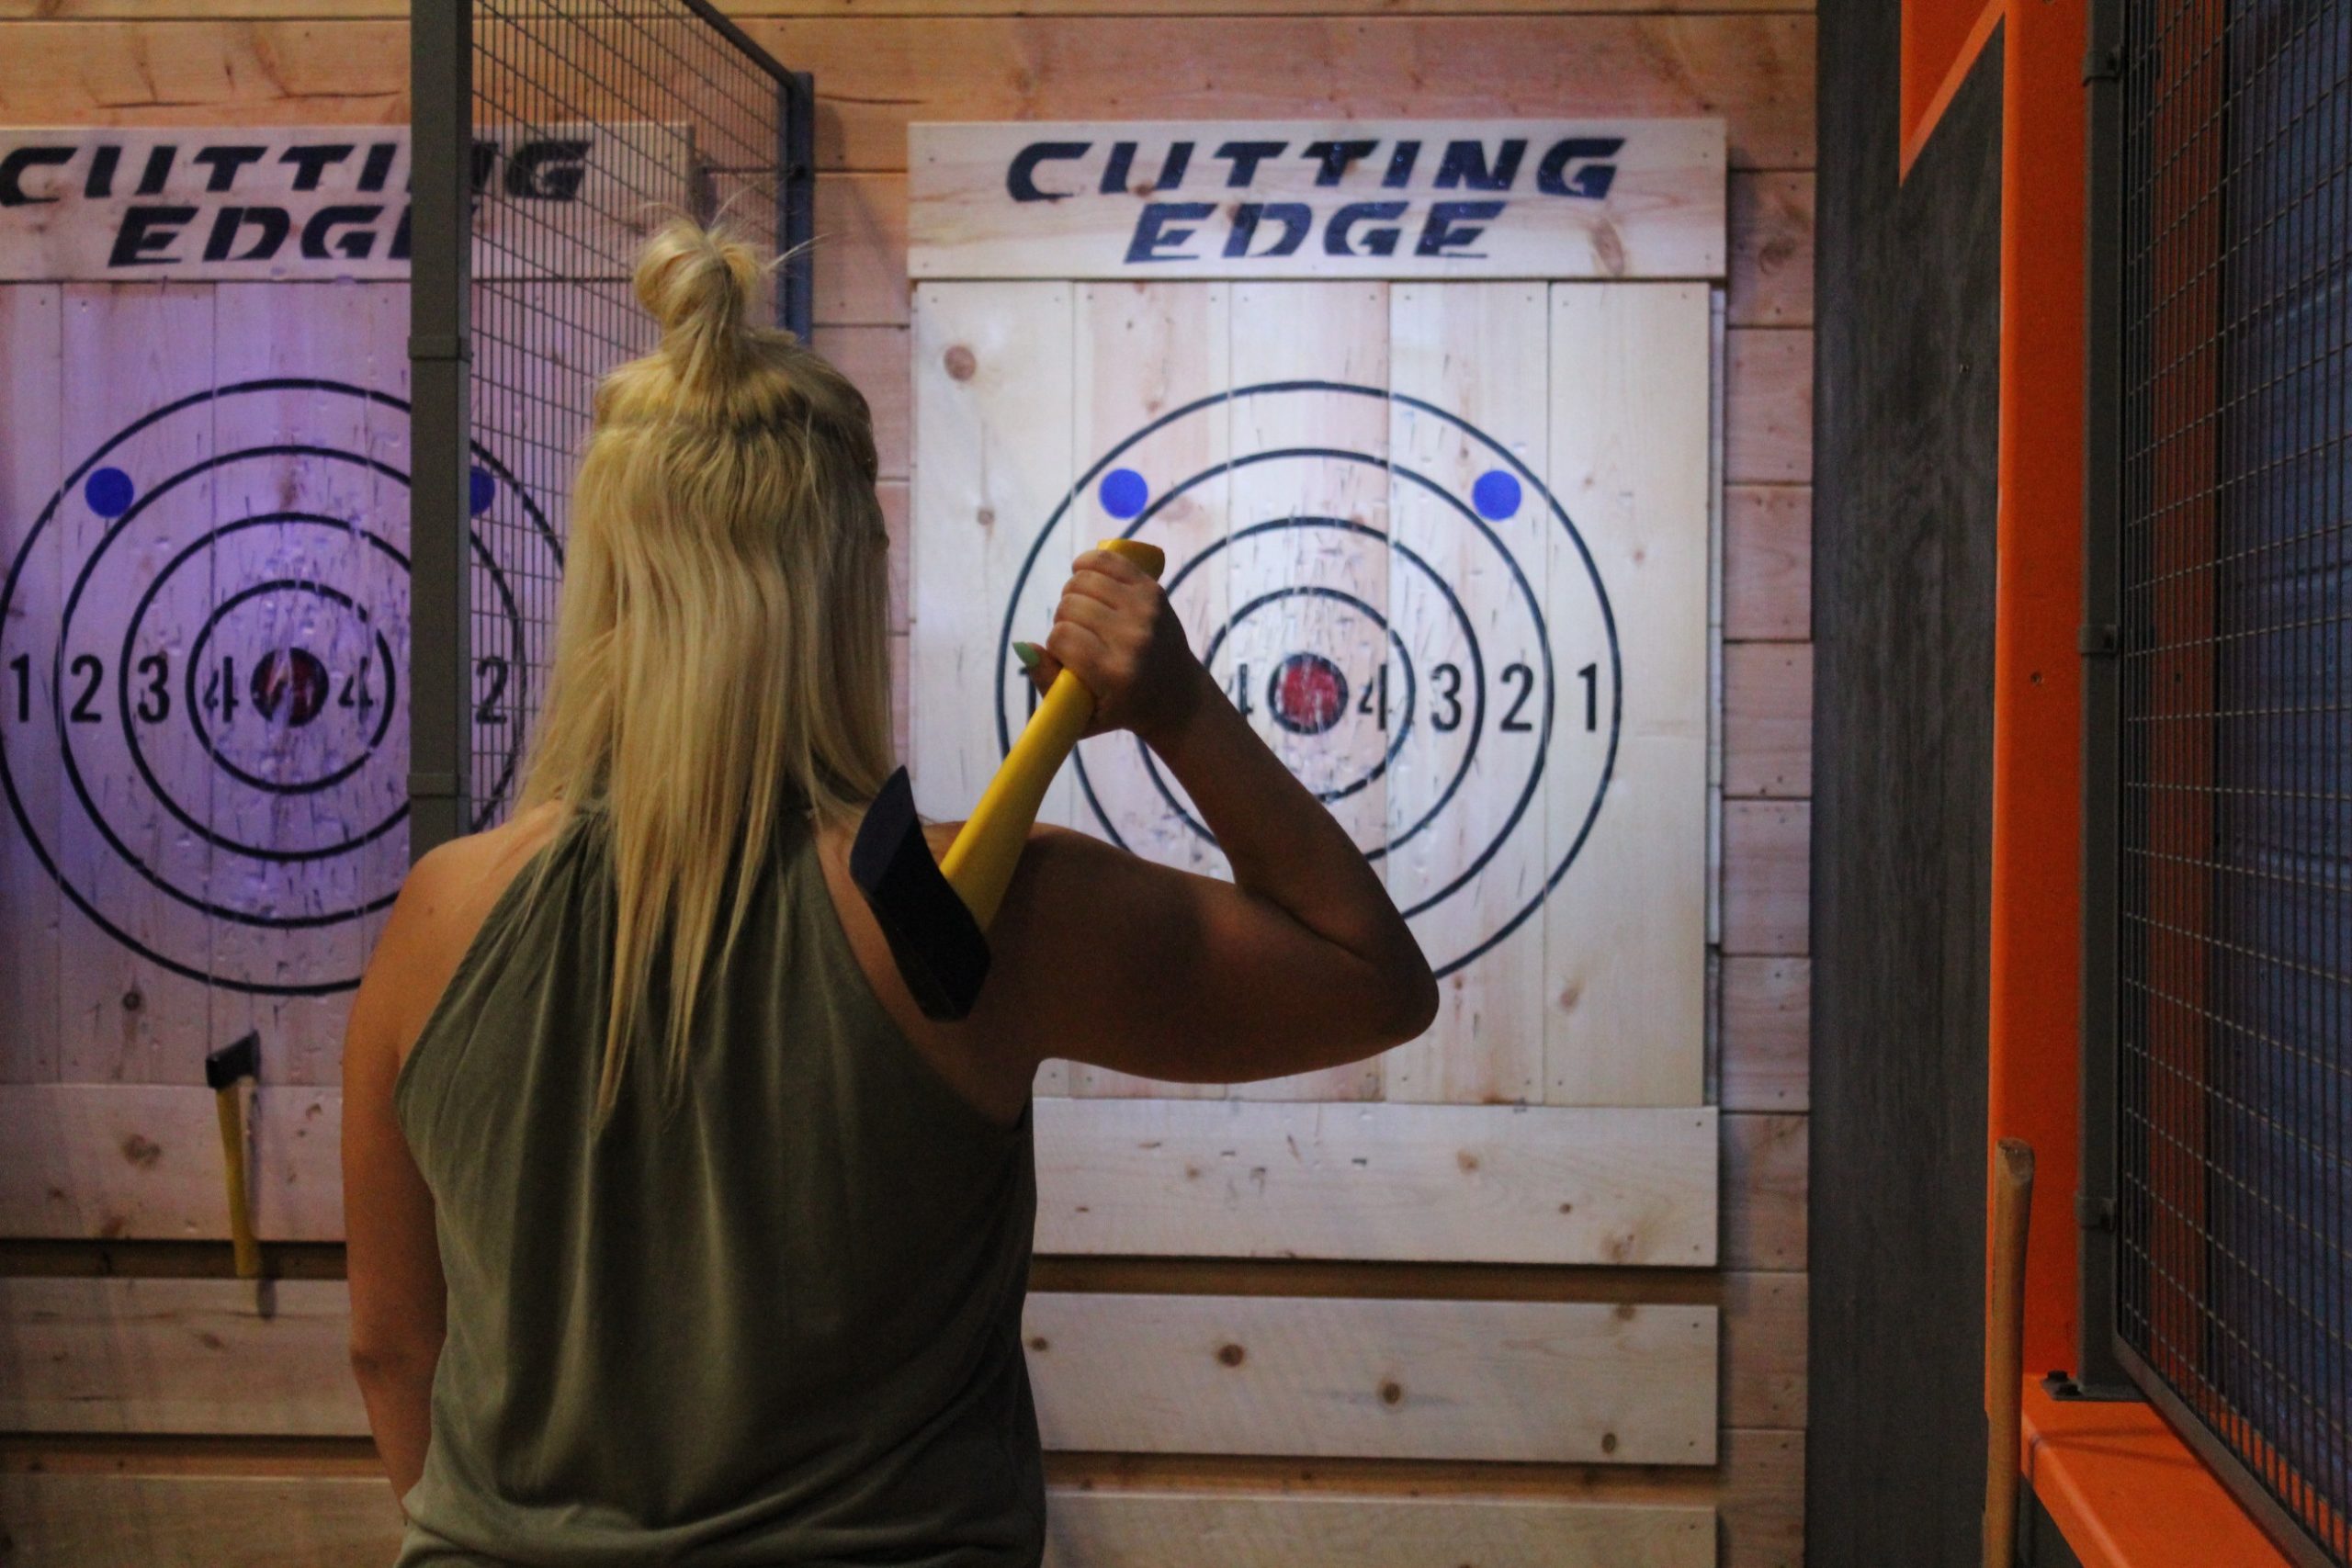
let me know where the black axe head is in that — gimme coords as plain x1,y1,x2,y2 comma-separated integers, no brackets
849,767,991,1021
205,1030,260,1091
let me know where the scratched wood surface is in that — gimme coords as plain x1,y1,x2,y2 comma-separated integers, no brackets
1542,283,1713,1106
51,284,220,1089
0,286,65,1087
201,282,409,1089
1065,280,1233,1100
1219,281,1392,1102
1379,282,1553,1108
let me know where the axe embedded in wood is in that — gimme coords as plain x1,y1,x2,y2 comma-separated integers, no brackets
852,538,1165,1021
205,1030,263,1280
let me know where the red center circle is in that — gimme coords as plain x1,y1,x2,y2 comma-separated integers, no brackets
1272,652,1349,736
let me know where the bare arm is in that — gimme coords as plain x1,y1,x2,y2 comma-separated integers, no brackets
339,807,569,1501
341,848,458,1506
977,548,1436,1083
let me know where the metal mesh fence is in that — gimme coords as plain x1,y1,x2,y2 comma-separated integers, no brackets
2109,0,2352,1559
412,1,808,839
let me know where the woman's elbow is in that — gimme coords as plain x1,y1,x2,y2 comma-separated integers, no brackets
349,1335,439,1385
1374,948,1440,1046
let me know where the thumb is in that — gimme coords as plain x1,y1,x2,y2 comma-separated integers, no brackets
1012,639,1063,697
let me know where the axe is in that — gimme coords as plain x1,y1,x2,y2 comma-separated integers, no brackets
853,538,1164,1020
205,1030,263,1280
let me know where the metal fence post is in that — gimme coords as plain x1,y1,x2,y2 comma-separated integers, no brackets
407,3,474,858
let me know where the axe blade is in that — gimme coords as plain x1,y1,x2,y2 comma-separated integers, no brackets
205,1030,260,1091
849,768,991,1021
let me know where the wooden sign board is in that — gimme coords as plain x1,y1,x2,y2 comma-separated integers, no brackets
909,118,1724,281
910,122,1717,1110
0,125,695,283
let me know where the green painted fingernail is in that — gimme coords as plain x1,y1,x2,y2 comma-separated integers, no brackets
1012,640,1042,670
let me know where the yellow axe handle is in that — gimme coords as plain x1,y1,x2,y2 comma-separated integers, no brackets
213,1084,261,1280
940,537,1165,930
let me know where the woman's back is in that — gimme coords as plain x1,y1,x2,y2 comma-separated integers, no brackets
390,808,1041,1567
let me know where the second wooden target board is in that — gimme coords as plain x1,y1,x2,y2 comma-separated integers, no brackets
911,276,1712,1109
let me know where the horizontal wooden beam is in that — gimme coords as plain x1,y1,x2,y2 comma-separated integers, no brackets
2,1277,1718,1465
0,18,1816,172
1025,1291,1715,1463
1,1089,1721,1266
1,1,1816,17
1723,486,1814,642
1034,1099,1717,1265
0,1467,1717,1567
0,1086,343,1243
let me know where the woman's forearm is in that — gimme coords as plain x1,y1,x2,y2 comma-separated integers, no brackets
352,1350,437,1505
1145,666,1430,996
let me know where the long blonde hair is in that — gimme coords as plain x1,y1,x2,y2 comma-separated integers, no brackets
510,218,894,1122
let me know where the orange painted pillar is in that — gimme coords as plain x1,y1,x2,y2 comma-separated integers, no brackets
1898,0,2088,1382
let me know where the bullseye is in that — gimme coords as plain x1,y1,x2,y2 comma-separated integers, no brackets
1270,652,1348,736
253,648,332,728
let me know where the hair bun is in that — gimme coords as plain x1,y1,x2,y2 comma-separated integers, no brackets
632,219,771,378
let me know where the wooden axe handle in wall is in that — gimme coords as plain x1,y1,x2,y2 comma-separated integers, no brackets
206,1031,262,1280
1984,1137,2036,1568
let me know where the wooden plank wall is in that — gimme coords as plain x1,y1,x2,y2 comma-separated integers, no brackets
0,4,1813,1565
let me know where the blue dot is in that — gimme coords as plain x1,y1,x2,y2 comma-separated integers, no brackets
1098,468,1149,521
85,467,134,519
469,466,496,516
1472,469,1522,521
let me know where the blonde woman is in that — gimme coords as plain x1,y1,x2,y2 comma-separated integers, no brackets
342,219,1437,1566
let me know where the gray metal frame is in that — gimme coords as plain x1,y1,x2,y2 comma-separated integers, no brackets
675,0,816,339
404,5,817,863
2075,0,2131,1406
407,2,475,860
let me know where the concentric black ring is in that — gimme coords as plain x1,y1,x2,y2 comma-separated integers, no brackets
991,379,1623,978
0,378,557,995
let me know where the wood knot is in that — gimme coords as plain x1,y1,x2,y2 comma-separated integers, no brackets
1379,1380,1403,1405
1601,1432,1619,1455
1217,1342,1246,1368
1456,1150,1480,1173
120,1134,161,1168
944,344,978,381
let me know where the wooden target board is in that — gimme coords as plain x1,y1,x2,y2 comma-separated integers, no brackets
910,122,1720,1111
0,126,680,1085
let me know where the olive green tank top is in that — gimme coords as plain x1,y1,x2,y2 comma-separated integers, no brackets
390,808,1042,1567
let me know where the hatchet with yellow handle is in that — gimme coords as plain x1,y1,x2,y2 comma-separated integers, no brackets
851,538,1166,1019
205,1031,262,1280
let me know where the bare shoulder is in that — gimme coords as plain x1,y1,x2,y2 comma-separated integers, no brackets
351,804,566,1075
